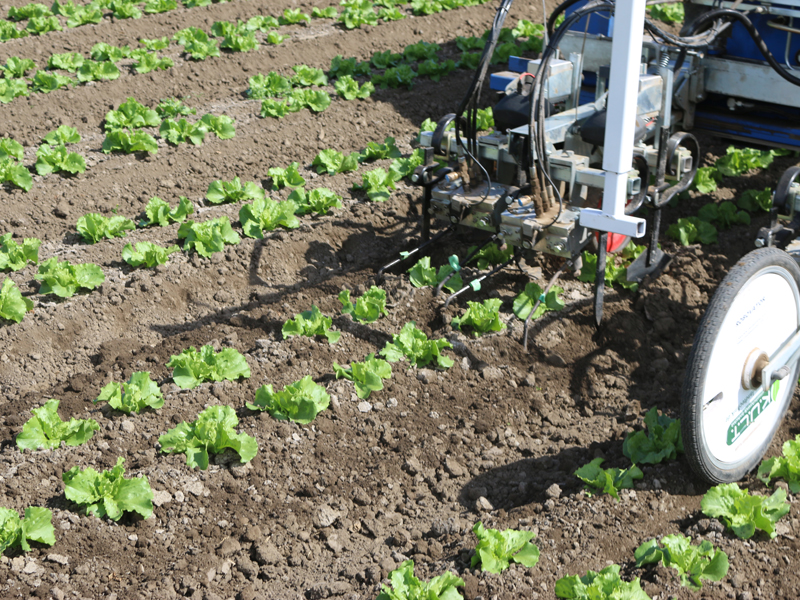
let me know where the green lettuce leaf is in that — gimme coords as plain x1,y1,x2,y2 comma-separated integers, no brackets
759,434,800,493
16,398,99,451
471,521,539,574
451,298,505,337
0,507,55,552
377,560,464,600
96,372,165,413
380,321,453,369
166,345,250,389
35,257,104,297
701,483,790,539
575,457,643,501
158,405,257,469
622,407,684,465
0,278,34,323
122,241,179,268
76,213,135,243
333,353,392,399
512,282,564,320
247,375,330,423
634,534,728,590
239,197,299,238
63,457,153,520
0,233,40,271
339,286,387,323
282,306,340,344
177,217,240,257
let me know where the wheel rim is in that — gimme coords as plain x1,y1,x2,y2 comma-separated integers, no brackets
699,265,800,470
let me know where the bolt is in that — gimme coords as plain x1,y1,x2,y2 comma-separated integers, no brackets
755,238,766,248
450,216,458,223
411,174,419,183
427,208,435,214
522,241,531,249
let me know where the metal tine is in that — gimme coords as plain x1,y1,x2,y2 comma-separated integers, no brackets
443,255,517,310
434,233,502,296
376,225,455,283
523,261,569,352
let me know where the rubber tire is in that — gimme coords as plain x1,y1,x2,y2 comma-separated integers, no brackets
682,248,800,484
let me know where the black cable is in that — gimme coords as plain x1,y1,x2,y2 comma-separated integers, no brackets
684,8,800,87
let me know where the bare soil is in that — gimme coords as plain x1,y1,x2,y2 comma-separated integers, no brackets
2,1,800,599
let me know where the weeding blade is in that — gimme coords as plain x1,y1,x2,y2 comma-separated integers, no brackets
594,232,607,327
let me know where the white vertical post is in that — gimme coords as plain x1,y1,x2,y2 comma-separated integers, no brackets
579,0,647,238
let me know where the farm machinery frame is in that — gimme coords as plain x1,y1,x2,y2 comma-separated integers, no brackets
388,0,800,484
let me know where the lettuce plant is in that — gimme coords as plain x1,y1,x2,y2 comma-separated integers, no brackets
759,434,800,492
31,70,71,93
282,306,340,344
48,52,84,72
76,60,120,83
91,43,133,62
666,216,718,245
622,407,683,465
155,98,195,118
206,177,263,204
239,197,300,238
122,241,179,268
738,187,773,212
555,565,649,600
512,282,564,321
329,55,371,78
692,166,721,194
715,146,774,176
63,457,153,520
199,114,235,139
110,0,142,19
247,376,330,423
333,354,392,399
0,78,29,104
102,130,159,154
16,398,100,451
452,299,505,337
167,345,250,389
408,256,464,292
389,150,424,180
340,4,377,28
0,507,54,552
697,201,750,228
311,149,360,175
66,5,102,26
220,30,258,52
42,125,80,146
140,36,170,50
159,118,207,146
0,278,33,323
291,64,327,87
104,97,159,131
133,53,173,74
279,7,310,24
378,7,404,20
359,136,401,162
0,138,24,161
8,3,53,21
575,458,642,500
245,15,279,31
334,74,375,100
380,321,454,368
159,405,257,469
140,196,193,226
578,243,645,292
144,0,177,13
26,15,61,34
95,372,165,413
35,144,86,176
377,561,463,600
268,162,306,189
0,233,40,271
0,157,31,190
471,521,539,574
76,213,135,243
702,483,790,539
338,286,387,322
174,28,219,60
247,72,293,98
635,534,728,590
0,20,28,41
177,217,240,256
288,187,342,216
353,168,396,201
312,6,337,18
372,64,418,88
35,257,104,297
